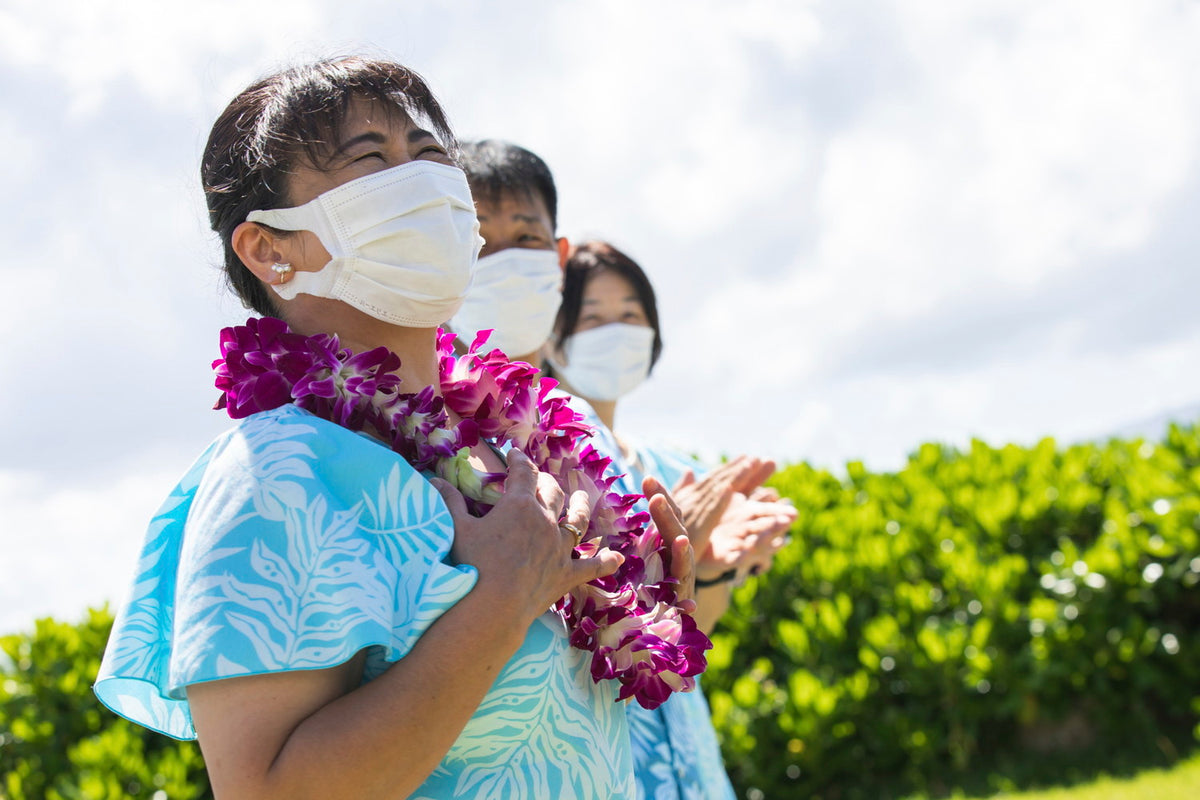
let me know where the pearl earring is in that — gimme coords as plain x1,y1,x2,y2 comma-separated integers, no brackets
271,263,293,282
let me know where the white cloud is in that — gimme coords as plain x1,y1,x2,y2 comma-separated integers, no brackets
0,0,327,115
4,0,1200,633
626,322,1200,472
632,0,1200,467
0,103,39,188
901,0,1200,281
0,461,188,636
523,2,820,239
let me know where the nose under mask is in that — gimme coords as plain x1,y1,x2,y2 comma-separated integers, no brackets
547,323,656,401
450,247,563,357
246,160,484,327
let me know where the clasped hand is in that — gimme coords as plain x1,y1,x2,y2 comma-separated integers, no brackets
671,456,797,584
435,450,696,626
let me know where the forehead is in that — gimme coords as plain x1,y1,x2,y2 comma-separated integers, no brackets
343,95,424,129
297,96,427,163
583,269,640,303
473,188,552,227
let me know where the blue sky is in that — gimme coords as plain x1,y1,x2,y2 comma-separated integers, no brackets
3,0,1200,633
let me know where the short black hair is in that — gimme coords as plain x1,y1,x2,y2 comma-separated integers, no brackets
554,240,664,372
202,56,456,316
459,139,558,231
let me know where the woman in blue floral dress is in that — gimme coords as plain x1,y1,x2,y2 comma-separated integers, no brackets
546,241,799,800
95,57,697,799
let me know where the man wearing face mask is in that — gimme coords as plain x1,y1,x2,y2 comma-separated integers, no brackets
454,140,797,800
450,140,568,365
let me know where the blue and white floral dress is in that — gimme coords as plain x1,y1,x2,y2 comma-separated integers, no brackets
95,404,634,799
569,403,736,800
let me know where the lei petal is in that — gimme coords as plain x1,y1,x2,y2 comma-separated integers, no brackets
213,318,710,708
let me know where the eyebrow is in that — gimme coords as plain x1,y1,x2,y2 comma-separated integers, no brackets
333,131,386,156
582,295,641,305
512,214,553,233
333,127,438,156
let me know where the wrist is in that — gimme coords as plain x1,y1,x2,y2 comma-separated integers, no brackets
464,575,542,649
694,567,737,588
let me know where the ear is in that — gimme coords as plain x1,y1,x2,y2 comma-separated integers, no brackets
232,222,288,285
556,236,571,270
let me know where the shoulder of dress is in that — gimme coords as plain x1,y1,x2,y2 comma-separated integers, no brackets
204,405,414,481
632,440,708,485
222,405,373,445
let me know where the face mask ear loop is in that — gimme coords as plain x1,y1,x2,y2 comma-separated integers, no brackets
249,202,342,301
247,201,342,259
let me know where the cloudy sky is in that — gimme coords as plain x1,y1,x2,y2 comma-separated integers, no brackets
3,0,1200,634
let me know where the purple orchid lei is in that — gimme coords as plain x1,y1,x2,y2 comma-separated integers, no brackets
212,316,710,709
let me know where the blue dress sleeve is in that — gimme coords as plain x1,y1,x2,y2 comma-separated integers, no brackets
94,405,477,740
632,444,706,491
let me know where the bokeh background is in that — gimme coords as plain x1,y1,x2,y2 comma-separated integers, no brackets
3,0,1200,635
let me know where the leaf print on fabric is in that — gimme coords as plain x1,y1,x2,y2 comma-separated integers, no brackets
237,412,322,522
188,545,251,575
215,652,250,677
360,464,454,558
429,616,631,799
107,592,167,680
222,609,291,668
112,692,190,740
96,410,481,742
104,454,208,683
390,564,478,659
170,607,237,687
188,493,394,670
446,765,550,800
630,706,682,800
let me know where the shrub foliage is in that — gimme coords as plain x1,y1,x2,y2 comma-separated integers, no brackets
4,428,1199,798
0,608,210,800
705,426,1200,799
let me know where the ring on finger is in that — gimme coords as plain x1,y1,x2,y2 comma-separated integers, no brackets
559,521,584,547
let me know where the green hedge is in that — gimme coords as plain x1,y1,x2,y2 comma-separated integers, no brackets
705,425,1200,799
5,426,1199,799
0,608,210,800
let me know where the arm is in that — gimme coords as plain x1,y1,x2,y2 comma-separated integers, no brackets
188,450,620,800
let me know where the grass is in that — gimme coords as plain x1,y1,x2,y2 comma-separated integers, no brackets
952,751,1200,800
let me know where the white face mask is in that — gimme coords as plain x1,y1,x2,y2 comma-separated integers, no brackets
247,160,483,327
548,323,656,401
450,248,562,357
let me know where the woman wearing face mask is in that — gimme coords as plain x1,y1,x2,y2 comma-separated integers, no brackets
548,240,796,800
548,242,794,609
93,58,697,800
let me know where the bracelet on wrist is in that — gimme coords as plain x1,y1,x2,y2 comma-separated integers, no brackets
694,568,737,588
